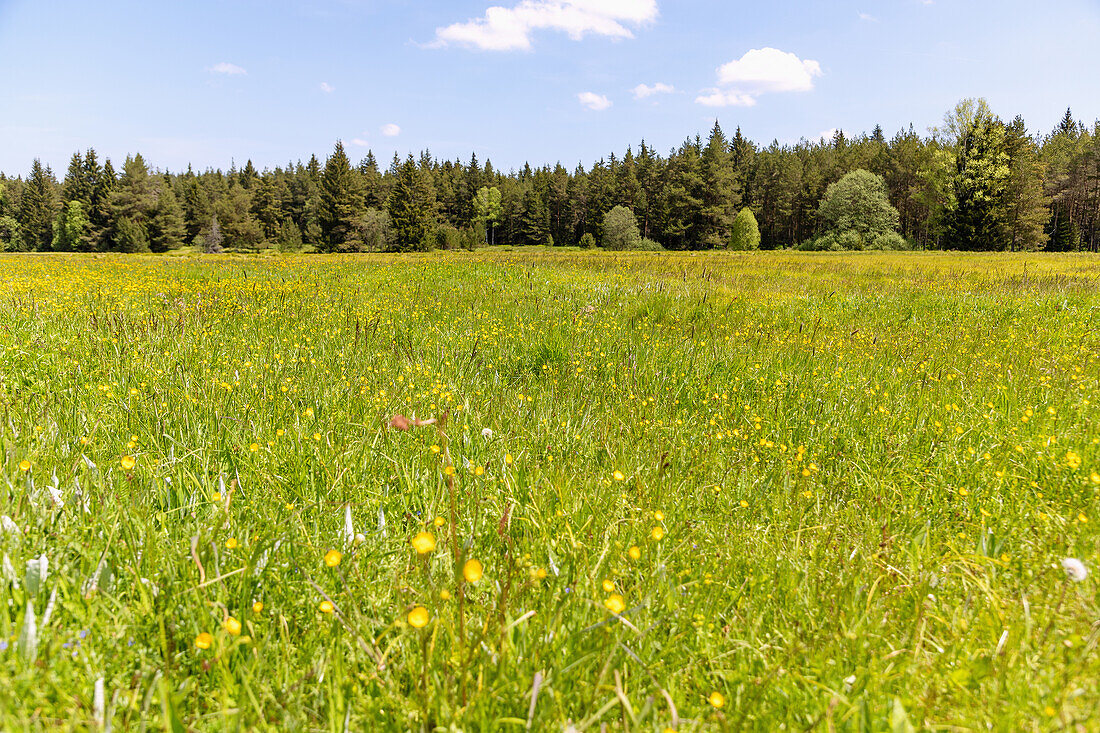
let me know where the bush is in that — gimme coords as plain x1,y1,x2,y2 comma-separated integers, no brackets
435,225,461,251
579,232,596,249
360,209,392,252
729,208,760,250
601,206,642,250
637,237,664,251
459,227,481,251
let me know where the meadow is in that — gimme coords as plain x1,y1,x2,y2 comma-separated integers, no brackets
1,249,1098,731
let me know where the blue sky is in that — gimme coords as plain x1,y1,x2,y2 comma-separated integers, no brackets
1,0,1098,176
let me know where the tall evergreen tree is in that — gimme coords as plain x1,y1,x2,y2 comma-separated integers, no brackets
318,141,364,252
387,155,436,252
1002,116,1049,251
940,99,1010,250
698,121,739,248
19,159,59,250
519,186,551,246
109,154,156,252
149,179,186,251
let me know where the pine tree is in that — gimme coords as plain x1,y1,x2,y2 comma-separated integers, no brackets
940,99,1010,250
318,141,364,252
87,153,114,249
699,121,739,248
19,159,59,250
182,179,211,244
519,186,550,246
149,179,186,251
108,154,156,252
1001,116,1048,251
387,155,436,252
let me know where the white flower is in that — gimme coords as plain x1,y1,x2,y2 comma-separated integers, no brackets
481,427,493,439
1062,557,1088,582
0,515,20,535
344,505,356,545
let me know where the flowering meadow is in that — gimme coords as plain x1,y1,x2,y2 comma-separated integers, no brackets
1,250,1099,731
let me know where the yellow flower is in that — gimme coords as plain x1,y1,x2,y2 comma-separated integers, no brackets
225,537,239,549
505,453,514,465
249,442,259,452
628,545,641,560
276,429,285,437
605,594,625,614
324,549,343,567
739,500,748,508
440,589,452,600
319,600,334,614
443,465,456,476
194,632,214,650
252,601,264,613
430,444,440,454
473,465,485,476
408,606,430,628
224,617,242,635
463,558,484,583
313,432,322,442
602,579,615,592
433,516,446,527
18,459,31,472
411,531,436,554
120,455,136,471
708,691,725,709
612,470,625,482
213,492,222,502
651,526,665,541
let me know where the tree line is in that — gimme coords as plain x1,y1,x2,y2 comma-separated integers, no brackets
0,98,1097,254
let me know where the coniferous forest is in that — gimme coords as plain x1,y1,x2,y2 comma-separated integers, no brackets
2,99,1098,254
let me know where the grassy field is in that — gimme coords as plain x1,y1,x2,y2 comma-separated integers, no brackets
1,250,1098,731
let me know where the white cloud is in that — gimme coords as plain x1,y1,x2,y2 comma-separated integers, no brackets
695,89,756,107
381,123,401,137
207,62,247,76
696,47,822,107
320,82,335,93
350,138,370,147
578,91,612,111
632,82,674,99
818,128,840,140
434,0,658,52
858,11,877,21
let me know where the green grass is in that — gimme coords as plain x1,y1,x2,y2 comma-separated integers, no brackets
0,250,1098,731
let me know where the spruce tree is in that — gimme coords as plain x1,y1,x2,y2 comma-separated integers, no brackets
940,100,1010,250
387,155,436,252
519,186,550,246
319,141,364,252
19,159,59,250
1002,116,1048,251
108,154,156,252
699,121,739,249
149,180,186,251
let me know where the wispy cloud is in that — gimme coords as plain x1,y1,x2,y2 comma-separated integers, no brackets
858,11,877,21
350,138,370,147
320,82,335,93
433,0,658,52
578,91,612,111
632,82,674,100
207,62,247,76
381,123,401,137
696,47,822,107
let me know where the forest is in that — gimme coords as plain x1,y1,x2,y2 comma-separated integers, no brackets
1,98,1097,254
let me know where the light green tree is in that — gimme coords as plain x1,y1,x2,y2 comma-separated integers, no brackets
602,205,642,250
473,186,502,246
729,207,760,250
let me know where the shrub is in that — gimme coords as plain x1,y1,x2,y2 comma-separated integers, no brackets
579,232,596,249
637,237,664,251
601,206,642,250
435,225,461,251
729,208,760,250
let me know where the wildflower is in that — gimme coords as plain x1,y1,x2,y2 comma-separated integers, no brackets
605,594,625,614
411,531,436,554
651,526,665,541
1065,451,1081,470
120,455,136,471
473,465,485,476
430,444,440,454
1062,558,1088,582
249,443,259,452
252,601,264,613
739,500,748,508
505,453,514,465
628,545,641,560
463,558,484,583
19,460,30,472
407,606,429,628
613,470,625,482
443,465,456,476
324,549,343,568
213,492,222,502
194,632,213,650
319,600,335,614
225,538,238,549
654,510,664,521
482,428,493,439
708,691,726,709
224,617,241,635
440,589,452,600
602,579,615,592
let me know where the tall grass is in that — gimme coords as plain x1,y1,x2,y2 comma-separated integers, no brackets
0,250,1098,730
